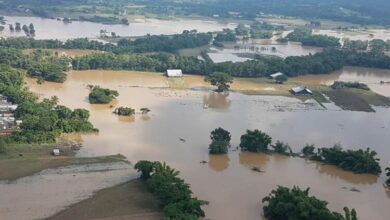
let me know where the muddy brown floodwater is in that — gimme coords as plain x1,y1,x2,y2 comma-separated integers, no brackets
24,70,390,220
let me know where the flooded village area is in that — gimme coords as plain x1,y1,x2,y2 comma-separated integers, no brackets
1,14,390,220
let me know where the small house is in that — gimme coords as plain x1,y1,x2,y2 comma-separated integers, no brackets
52,149,60,156
269,72,285,79
166,69,183,77
290,86,313,95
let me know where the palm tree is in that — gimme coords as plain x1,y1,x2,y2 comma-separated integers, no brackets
154,161,180,177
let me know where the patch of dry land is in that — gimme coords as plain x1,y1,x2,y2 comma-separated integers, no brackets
47,180,163,220
0,141,162,220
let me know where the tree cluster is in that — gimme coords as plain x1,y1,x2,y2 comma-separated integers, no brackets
262,186,357,220
209,127,231,154
285,28,340,47
113,107,135,116
239,129,272,152
302,144,382,175
134,161,206,220
88,86,119,104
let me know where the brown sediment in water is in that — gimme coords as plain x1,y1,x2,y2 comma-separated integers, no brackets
20,69,390,220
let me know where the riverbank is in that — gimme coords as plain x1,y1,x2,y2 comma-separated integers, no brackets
47,179,163,220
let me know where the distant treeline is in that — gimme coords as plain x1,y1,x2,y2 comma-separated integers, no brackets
284,28,341,47
70,49,390,77
0,31,213,54
2,38,390,80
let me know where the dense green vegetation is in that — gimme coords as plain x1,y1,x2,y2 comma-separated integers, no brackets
271,141,292,156
88,86,119,104
262,186,357,220
284,28,340,47
235,22,283,39
2,37,390,78
0,65,96,143
303,144,382,175
214,29,237,42
70,48,390,77
331,81,370,90
116,31,212,53
134,160,206,220
113,107,135,116
0,31,213,54
204,72,233,92
208,127,231,154
0,48,69,82
239,129,272,152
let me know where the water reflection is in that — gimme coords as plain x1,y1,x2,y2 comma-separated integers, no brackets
24,70,390,220
314,162,378,184
203,92,231,110
117,115,135,123
208,154,230,172
239,152,270,169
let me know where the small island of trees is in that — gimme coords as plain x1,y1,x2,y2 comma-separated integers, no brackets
208,127,231,154
262,186,357,220
302,144,382,175
113,107,135,116
239,129,272,152
88,86,119,104
134,160,206,220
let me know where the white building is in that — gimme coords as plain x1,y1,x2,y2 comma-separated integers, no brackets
290,86,313,95
166,69,183,77
269,72,285,79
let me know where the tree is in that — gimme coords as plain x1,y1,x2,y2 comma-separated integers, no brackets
0,138,7,154
134,160,206,219
271,140,292,155
204,72,233,92
274,74,288,84
88,86,119,104
15,22,21,32
302,144,315,157
239,129,272,152
262,186,357,220
209,127,231,154
134,160,156,180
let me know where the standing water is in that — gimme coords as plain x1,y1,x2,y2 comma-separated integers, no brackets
19,70,390,220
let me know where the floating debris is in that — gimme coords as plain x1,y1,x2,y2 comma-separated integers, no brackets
251,167,264,173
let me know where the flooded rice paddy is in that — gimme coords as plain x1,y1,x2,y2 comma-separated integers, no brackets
208,40,323,62
0,16,236,40
18,69,390,220
0,161,136,220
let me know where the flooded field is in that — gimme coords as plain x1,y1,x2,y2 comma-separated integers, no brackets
208,40,322,62
0,16,236,40
21,70,390,220
313,29,390,41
